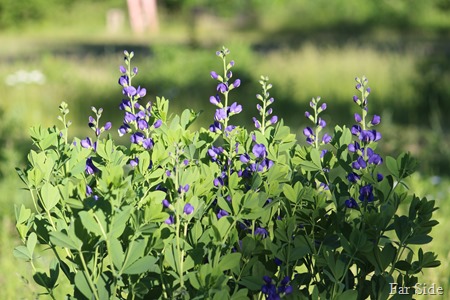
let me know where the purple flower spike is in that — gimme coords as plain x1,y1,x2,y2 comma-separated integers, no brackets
371,114,381,125
183,203,194,215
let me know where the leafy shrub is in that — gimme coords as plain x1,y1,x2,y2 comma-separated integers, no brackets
14,48,440,299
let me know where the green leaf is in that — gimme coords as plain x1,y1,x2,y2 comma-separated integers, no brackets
386,156,399,178
13,245,32,261
283,184,296,203
41,182,61,211
27,232,38,256
74,270,94,299
79,211,104,238
218,253,241,271
49,231,81,250
122,256,160,274
336,290,358,300
109,238,124,271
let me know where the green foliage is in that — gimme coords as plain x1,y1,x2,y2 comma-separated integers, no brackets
14,49,440,299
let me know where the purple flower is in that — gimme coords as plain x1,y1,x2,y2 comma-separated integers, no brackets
255,227,268,238
318,118,326,128
120,99,131,110
351,125,361,136
154,119,162,128
124,112,136,123
136,86,146,98
183,203,194,215
119,65,126,74
232,79,241,88
130,158,139,167
178,184,190,193
217,83,228,93
347,172,360,183
348,141,361,152
345,198,358,209
371,114,381,125
210,71,219,79
354,113,362,123
137,119,148,130
320,103,327,111
143,138,153,149
85,157,98,175
217,209,229,219
322,133,332,144
131,132,145,144
209,121,222,132
81,137,93,149
118,124,130,136
240,153,250,164
215,108,227,121
303,127,314,137
252,144,267,159
162,199,170,208
359,184,374,202
209,95,221,106
229,102,242,114
352,156,367,170
353,95,359,103
268,115,278,125
377,173,384,182
118,75,129,87
252,117,261,129
103,122,112,131
86,185,93,196
123,86,137,97
165,215,174,225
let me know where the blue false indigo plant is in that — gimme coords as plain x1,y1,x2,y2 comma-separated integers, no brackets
14,47,440,299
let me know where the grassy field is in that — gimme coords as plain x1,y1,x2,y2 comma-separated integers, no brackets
0,1,449,298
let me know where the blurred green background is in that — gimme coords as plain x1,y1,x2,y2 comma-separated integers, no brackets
1,0,449,298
